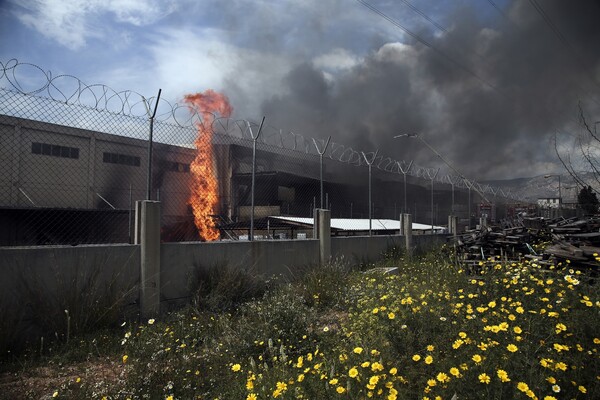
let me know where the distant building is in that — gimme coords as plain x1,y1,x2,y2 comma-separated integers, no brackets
537,197,560,209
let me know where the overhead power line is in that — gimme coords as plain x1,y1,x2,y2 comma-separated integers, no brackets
486,0,512,22
355,0,503,96
399,0,447,33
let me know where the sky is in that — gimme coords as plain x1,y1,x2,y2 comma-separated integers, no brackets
1,0,599,181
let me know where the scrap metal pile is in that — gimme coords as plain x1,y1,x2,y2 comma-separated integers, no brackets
454,215,600,270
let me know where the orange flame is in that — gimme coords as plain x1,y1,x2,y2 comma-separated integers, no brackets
184,90,233,241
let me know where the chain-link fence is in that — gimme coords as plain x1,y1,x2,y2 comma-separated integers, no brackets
0,59,526,246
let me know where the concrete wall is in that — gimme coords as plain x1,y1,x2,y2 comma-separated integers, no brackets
1,234,446,313
161,239,319,302
331,233,447,265
0,244,140,310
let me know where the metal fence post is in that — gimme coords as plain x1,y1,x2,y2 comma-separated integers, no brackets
145,89,161,200
248,117,265,241
362,150,379,237
312,137,331,209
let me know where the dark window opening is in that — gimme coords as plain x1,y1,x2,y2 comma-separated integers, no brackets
32,142,79,159
165,161,190,173
103,152,140,167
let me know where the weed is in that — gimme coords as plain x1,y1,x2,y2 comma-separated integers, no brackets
188,260,267,313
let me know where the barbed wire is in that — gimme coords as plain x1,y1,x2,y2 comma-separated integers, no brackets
1,58,527,202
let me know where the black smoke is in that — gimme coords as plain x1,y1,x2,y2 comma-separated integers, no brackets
222,0,600,180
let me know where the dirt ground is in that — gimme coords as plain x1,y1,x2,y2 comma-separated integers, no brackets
0,358,121,400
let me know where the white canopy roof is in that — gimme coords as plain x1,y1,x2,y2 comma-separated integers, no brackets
269,216,445,232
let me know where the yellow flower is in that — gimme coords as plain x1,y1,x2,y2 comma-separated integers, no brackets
436,372,450,383
122,355,129,364
594,338,600,344
427,379,437,387
349,367,359,378
329,378,339,385
389,367,397,375
553,343,569,352
478,373,491,384
424,355,433,364
354,347,364,354
148,318,155,325
412,354,421,362
578,385,587,393
52,392,59,398
554,362,567,371
540,358,553,368
369,375,379,386
449,367,460,377
543,397,557,400
426,345,435,352
497,369,510,382
507,344,518,353
388,312,395,320
231,364,241,372
555,323,567,333
336,386,346,394
472,354,482,364
371,362,384,372
513,326,522,334
517,382,529,392
166,396,173,400
76,377,81,383
552,384,560,393
246,394,257,400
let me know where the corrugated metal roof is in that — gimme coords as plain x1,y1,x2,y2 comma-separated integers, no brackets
269,216,445,232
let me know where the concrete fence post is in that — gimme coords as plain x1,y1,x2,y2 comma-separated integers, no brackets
479,217,488,229
314,208,331,265
402,213,413,257
448,215,458,237
135,200,161,318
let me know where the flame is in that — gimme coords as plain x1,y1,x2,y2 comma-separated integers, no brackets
184,90,233,241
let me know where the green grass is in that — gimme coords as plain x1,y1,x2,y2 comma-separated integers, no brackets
2,248,599,400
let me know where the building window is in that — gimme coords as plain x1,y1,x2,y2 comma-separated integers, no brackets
165,161,190,173
103,152,141,167
31,142,79,159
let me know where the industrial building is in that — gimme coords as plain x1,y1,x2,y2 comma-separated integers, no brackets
2,112,482,245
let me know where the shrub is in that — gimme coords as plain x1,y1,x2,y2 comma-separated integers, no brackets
189,261,268,313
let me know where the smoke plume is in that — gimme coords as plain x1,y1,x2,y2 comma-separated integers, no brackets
218,0,600,180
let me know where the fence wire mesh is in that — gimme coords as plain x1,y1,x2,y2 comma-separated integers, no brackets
0,59,525,246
